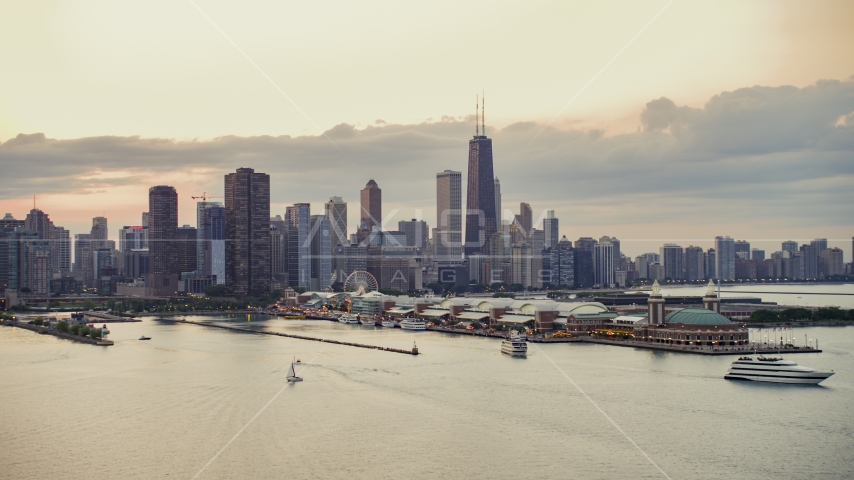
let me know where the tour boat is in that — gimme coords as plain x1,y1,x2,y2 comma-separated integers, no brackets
501,334,528,357
381,319,397,328
138,336,151,341
400,318,427,331
338,314,360,324
360,316,377,326
287,359,303,383
725,356,834,384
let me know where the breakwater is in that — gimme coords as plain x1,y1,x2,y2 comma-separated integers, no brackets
1,321,114,346
171,319,419,355
137,310,260,318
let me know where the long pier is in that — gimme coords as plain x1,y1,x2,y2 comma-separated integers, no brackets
573,337,821,355
170,319,419,355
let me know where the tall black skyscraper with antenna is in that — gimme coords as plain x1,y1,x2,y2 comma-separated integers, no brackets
464,94,496,256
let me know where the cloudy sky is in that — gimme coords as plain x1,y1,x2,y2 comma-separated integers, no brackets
1,0,852,258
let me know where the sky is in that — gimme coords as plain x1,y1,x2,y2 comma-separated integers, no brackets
1,0,853,258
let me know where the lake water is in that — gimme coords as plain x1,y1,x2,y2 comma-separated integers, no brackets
657,283,854,309
2,312,853,479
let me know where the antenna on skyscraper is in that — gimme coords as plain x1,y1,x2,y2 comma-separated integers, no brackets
482,90,485,136
476,94,479,136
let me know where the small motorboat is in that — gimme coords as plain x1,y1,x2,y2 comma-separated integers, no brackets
287,358,303,383
296,359,302,364
139,336,151,340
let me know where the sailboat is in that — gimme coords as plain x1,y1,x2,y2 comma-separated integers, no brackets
287,358,303,383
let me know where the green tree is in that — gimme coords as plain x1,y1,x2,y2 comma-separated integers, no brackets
814,307,846,321
55,321,70,333
749,309,779,323
70,325,81,335
79,326,90,337
779,308,812,322
33,318,44,326
204,284,227,297
492,292,515,299
90,328,102,339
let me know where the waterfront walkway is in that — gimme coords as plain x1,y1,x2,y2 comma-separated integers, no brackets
1,321,114,346
170,319,419,355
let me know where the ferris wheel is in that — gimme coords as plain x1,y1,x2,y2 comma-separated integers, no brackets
343,271,378,296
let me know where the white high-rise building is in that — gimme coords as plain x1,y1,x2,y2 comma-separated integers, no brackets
594,241,615,287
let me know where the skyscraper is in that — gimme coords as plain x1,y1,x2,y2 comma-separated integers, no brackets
661,243,684,280
398,219,429,249
685,245,705,281
73,234,91,282
24,209,70,277
324,196,348,247
196,201,222,275
714,236,735,280
594,241,615,287
436,169,462,261
493,177,502,230
224,168,271,297
360,180,382,233
286,203,311,289
464,97,496,256
176,225,197,274
543,210,559,249
148,186,178,294
519,203,532,239
549,236,574,287
734,240,750,259
309,215,332,291
270,215,287,279
90,217,109,249
782,241,798,255
203,205,225,284
574,237,596,288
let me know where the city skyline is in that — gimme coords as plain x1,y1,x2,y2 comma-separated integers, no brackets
2,74,852,258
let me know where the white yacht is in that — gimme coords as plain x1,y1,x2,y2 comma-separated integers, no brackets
360,316,377,326
400,318,426,331
338,314,360,324
501,335,528,357
381,319,397,328
725,356,834,384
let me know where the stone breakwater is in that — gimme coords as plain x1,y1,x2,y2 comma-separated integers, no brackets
171,319,419,355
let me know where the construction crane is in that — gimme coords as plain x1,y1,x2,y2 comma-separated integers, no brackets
191,192,222,201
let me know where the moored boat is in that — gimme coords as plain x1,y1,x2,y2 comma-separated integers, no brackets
725,356,834,384
381,319,396,328
338,314,360,324
400,318,426,331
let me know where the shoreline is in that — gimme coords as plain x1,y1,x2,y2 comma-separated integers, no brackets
1,321,114,346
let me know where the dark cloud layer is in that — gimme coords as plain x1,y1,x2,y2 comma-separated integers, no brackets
2,79,853,232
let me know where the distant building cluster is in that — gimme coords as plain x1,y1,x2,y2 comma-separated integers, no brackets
1,99,852,306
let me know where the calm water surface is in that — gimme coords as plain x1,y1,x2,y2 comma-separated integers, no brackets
657,283,854,308
2,314,853,479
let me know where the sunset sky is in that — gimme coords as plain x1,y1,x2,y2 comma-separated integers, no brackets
1,0,852,257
